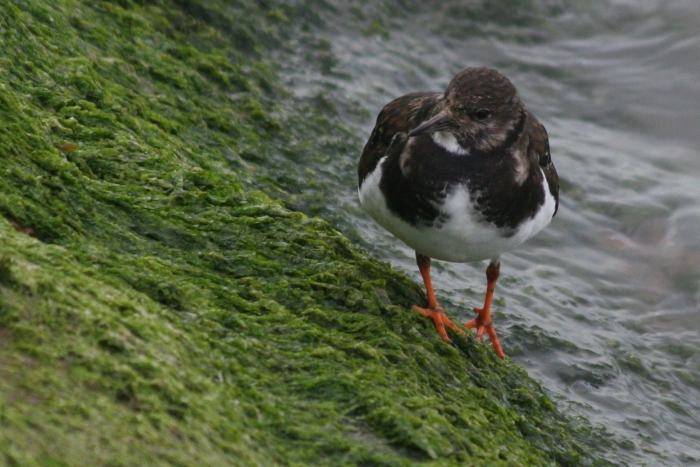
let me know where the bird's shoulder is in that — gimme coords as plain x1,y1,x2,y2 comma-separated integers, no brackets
525,114,549,167
358,92,442,186
526,113,559,214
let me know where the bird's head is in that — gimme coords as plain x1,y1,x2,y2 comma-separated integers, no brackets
408,67,525,153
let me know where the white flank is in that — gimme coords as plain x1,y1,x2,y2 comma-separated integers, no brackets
359,160,556,263
431,131,469,156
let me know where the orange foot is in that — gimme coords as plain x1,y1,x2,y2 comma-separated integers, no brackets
413,305,466,343
465,308,504,358
413,252,466,344
464,261,505,358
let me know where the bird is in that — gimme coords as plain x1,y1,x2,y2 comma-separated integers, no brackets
357,67,559,358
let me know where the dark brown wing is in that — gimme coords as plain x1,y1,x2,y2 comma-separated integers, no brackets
358,92,442,187
527,116,559,216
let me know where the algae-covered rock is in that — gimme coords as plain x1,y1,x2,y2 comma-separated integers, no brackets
0,1,609,466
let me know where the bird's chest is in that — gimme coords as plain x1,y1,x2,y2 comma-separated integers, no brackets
382,136,544,231
358,134,553,261
359,164,551,262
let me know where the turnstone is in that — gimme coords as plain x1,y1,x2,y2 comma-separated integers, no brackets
358,67,559,358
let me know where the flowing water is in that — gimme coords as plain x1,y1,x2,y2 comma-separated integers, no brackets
275,1,700,464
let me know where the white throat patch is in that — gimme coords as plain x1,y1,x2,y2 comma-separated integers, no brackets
431,131,469,156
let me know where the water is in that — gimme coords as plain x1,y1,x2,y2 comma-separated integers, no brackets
275,1,700,464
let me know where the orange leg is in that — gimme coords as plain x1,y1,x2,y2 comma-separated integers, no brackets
464,261,505,358
412,252,466,343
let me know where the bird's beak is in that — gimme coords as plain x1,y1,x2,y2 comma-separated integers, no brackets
408,110,453,137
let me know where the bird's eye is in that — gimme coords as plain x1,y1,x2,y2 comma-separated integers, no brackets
474,109,491,121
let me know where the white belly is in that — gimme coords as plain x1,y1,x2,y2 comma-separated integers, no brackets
358,156,556,263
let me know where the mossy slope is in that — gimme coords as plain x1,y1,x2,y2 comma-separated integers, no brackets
0,1,606,466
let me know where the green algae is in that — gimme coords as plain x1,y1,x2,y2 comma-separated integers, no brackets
0,1,612,466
